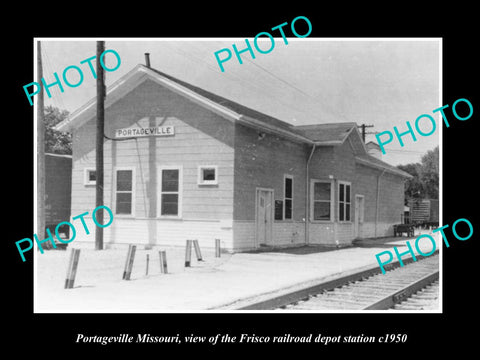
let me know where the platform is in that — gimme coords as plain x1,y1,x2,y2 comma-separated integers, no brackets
34,232,439,312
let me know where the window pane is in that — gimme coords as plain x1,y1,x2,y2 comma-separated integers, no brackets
346,185,351,203
162,169,179,192
117,170,132,191
346,203,351,221
339,202,345,221
88,170,96,182
314,201,330,221
161,194,178,215
275,200,283,220
116,193,132,214
314,182,330,201
339,184,344,202
285,177,292,199
202,168,216,181
285,199,292,219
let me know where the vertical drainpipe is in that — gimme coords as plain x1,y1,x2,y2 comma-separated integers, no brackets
305,144,316,245
375,169,386,238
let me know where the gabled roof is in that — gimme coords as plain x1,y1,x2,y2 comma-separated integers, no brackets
55,64,360,147
55,63,410,178
55,64,310,143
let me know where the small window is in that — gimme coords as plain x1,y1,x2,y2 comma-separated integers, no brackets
284,175,293,220
339,181,351,222
198,165,218,185
115,169,134,215
84,168,96,185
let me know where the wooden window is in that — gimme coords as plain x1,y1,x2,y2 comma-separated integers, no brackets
338,181,351,222
274,200,283,220
115,168,134,215
284,175,293,220
84,168,96,185
198,165,218,185
312,181,332,221
160,166,182,217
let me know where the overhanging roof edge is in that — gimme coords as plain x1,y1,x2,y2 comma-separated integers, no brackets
355,156,413,178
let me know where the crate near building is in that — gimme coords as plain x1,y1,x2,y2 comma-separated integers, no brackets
406,198,439,228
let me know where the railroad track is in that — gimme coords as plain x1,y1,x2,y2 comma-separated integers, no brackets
390,280,439,310
236,253,439,311
279,255,439,310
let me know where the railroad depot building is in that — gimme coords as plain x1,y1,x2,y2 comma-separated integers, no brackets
56,62,412,252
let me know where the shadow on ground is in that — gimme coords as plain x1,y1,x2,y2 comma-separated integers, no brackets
243,235,414,255
244,244,350,255
352,236,414,248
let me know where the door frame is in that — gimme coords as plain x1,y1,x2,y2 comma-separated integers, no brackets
255,187,274,248
354,194,365,238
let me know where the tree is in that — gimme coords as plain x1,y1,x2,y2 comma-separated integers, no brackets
397,146,439,202
397,163,423,203
418,146,439,199
44,105,71,155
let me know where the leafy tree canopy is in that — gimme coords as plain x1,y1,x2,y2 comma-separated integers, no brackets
44,106,71,155
397,146,439,203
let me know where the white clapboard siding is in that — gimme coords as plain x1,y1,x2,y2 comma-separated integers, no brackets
309,223,336,245
70,78,236,248
336,222,354,245
74,217,234,251
272,222,306,246
232,221,256,251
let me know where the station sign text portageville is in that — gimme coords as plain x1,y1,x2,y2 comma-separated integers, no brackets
115,126,175,138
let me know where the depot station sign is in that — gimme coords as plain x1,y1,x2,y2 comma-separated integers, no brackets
115,126,175,138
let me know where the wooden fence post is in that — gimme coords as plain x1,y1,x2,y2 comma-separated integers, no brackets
159,250,168,274
185,240,192,267
64,248,81,289
215,238,221,258
193,239,203,261
123,244,136,280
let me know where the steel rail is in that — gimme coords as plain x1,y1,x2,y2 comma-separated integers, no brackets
237,251,439,311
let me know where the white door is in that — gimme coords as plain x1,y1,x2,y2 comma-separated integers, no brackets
256,189,273,247
354,195,365,238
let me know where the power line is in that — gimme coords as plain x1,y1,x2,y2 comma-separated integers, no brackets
245,58,313,98
162,43,322,122
239,49,351,123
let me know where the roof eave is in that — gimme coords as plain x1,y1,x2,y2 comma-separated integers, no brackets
355,156,414,179
55,64,149,132
55,64,243,133
239,115,314,145
140,66,241,123
313,140,344,146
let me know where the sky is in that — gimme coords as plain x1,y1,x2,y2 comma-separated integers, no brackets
37,38,441,166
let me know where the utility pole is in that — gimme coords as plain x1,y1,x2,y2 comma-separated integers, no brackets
358,124,375,143
37,41,46,239
95,41,105,250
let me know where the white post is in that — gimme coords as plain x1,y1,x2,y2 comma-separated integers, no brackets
65,248,81,289
185,240,192,267
159,251,168,274
123,244,136,280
